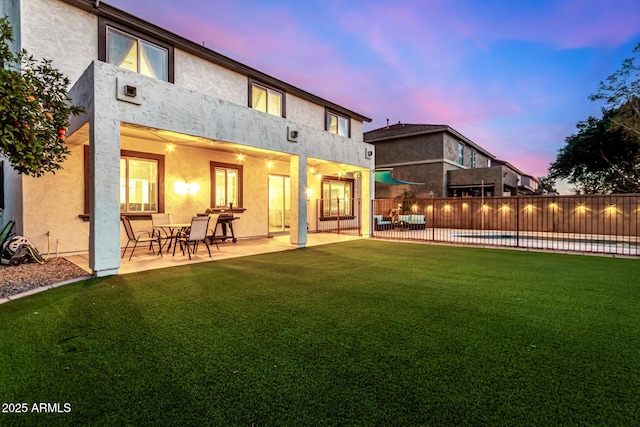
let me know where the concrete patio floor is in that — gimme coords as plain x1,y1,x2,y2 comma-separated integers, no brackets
66,233,366,275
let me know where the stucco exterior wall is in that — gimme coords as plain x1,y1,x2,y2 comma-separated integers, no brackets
174,51,247,107
374,133,444,167
17,0,365,137
20,144,87,254
19,0,97,83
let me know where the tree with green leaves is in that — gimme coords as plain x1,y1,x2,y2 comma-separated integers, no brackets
536,175,557,193
589,43,640,142
0,16,83,177
548,109,640,193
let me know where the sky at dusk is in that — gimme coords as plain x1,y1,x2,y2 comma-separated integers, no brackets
107,0,640,181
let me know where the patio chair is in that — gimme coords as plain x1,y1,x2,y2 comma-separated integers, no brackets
206,213,221,250
173,216,212,259
151,213,172,248
121,216,161,261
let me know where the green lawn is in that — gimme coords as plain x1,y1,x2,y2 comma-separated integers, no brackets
0,240,638,426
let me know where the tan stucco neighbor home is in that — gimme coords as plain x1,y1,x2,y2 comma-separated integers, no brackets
364,122,537,199
1,0,374,276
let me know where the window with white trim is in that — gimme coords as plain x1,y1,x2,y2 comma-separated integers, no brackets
326,111,350,137
107,27,169,81
250,81,284,117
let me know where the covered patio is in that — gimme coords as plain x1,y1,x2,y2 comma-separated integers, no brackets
57,61,373,277
66,233,366,275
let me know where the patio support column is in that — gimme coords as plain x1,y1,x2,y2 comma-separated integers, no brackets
290,154,308,247
362,169,374,236
89,86,121,277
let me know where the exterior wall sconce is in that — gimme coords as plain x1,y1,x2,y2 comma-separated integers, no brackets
174,181,200,195
306,189,313,198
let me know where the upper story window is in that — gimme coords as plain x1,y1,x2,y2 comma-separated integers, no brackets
458,143,464,165
470,151,476,168
326,110,350,137
108,28,168,81
250,80,285,117
98,18,175,83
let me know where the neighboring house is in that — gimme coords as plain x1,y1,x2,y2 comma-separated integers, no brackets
364,123,494,198
1,0,374,276
519,174,541,195
364,123,536,198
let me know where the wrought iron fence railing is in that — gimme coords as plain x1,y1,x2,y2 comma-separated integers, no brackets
373,195,640,256
315,198,362,235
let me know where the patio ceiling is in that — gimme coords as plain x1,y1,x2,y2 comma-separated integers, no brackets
67,122,368,176
67,122,291,162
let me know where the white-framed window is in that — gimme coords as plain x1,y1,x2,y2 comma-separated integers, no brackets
458,143,464,165
107,27,169,81
250,81,284,117
471,151,477,168
326,110,350,137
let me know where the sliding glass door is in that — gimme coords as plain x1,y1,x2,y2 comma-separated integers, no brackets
268,175,290,234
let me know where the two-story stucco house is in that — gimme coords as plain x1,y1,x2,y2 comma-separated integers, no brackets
365,123,494,198
1,0,374,276
365,122,536,199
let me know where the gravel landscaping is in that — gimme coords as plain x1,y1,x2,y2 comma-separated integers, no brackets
0,257,91,299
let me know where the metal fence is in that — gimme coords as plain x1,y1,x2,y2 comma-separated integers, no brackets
314,198,362,236
373,195,640,256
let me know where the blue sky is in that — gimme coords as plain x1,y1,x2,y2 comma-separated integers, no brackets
107,0,640,179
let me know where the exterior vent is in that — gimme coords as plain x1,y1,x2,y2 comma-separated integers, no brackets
365,149,373,159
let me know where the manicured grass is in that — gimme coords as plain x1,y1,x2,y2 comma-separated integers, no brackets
0,240,639,426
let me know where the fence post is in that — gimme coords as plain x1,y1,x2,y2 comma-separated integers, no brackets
336,197,340,234
432,198,436,241
516,196,520,247
358,198,362,236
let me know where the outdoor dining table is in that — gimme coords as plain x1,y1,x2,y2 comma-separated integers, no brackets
154,223,191,254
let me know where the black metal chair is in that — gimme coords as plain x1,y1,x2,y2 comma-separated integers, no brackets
120,216,161,261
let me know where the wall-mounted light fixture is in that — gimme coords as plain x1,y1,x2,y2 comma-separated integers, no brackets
306,188,313,198
174,181,200,195
288,127,299,142
124,84,137,97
